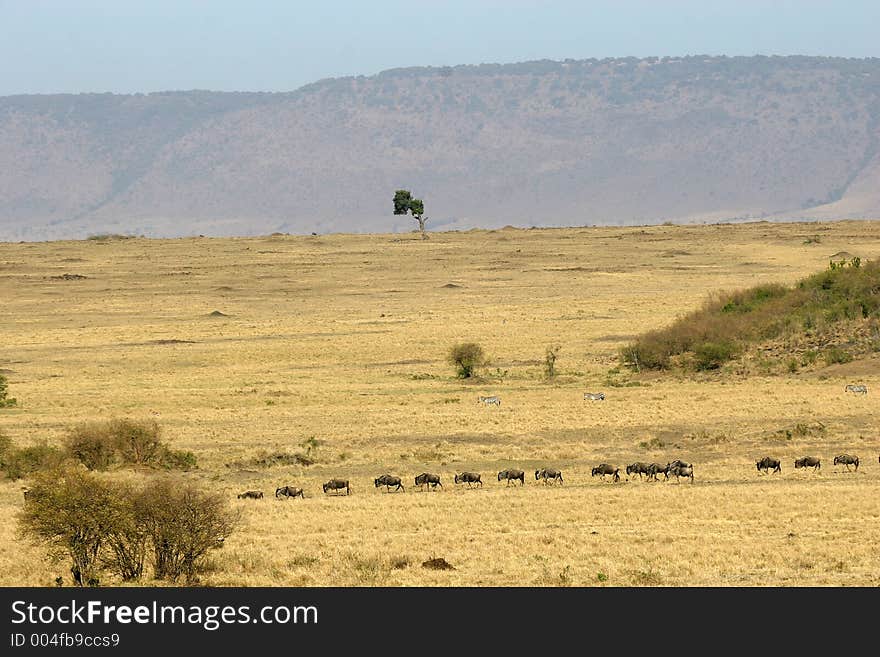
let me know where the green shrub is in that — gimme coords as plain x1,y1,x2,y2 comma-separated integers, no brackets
693,341,739,370
622,259,880,372
544,345,561,379
823,348,853,365
63,424,117,470
63,419,194,471
18,466,118,586
19,468,234,586
447,342,487,378
0,374,17,407
2,443,65,481
136,478,237,583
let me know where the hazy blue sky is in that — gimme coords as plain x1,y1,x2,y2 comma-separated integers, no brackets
2,0,878,96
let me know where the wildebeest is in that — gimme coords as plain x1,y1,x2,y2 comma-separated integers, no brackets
845,384,868,394
756,456,781,474
374,474,405,492
454,472,483,487
646,463,669,481
237,490,264,499
668,462,694,483
535,468,564,485
414,472,443,490
497,469,525,486
323,479,351,495
794,456,821,472
275,486,304,499
626,462,651,480
478,395,501,406
833,454,859,471
591,463,620,482
584,392,606,401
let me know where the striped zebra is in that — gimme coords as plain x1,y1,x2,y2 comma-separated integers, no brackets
478,395,501,406
845,384,868,394
583,392,605,401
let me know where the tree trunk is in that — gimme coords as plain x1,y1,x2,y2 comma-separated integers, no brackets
416,216,428,239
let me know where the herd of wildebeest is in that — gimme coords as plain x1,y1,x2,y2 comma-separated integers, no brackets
235,388,874,500
236,452,873,500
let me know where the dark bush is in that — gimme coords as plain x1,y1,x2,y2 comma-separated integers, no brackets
447,342,487,378
18,467,118,586
18,469,233,585
137,479,237,583
1,442,65,481
63,419,195,471
694,341,739,370
0,374,17,407
622,259,880,372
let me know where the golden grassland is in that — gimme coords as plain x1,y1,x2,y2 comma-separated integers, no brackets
1,220,879,587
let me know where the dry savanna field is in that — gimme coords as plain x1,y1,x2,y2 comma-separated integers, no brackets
1,220,879,587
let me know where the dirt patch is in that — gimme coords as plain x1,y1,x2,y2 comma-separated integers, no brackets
49,273,87,280
422,557,455,571
441,283,462,288
148,339,197,345
208,310,230,317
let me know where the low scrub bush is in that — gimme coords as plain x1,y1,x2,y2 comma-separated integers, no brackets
62,419,195,471
621,259,880,372
19,468,236,585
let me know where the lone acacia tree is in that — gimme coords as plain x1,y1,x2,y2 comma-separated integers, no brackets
393,189,428,239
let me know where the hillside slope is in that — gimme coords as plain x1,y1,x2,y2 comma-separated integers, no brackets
2,56,880,241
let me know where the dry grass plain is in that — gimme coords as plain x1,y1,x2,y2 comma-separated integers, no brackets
1,220,879,587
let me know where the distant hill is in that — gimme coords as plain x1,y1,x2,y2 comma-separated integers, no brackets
2,55,880,241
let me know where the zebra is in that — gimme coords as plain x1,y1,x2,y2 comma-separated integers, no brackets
845,384,868,394
454,472,483,487
478,395,501,406
833,454,859,472
414,472,443,490
794,457,821,472
584,392,606,401
323,479,351,495
374,474,405,492
535,468,564,485
497,469,525,486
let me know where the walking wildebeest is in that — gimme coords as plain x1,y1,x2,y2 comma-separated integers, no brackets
275,486,304,499
646,463,669,481
794,456,821,472
237,490,264,499
535,468,564,485
374,474,405,492
833,454,859,471
756,456,781,474
497,469,525,486
591,464,620,482
454,472,483,488
626,462,651,480
323,479,351,495
668,462,694,483
414,472,443,490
